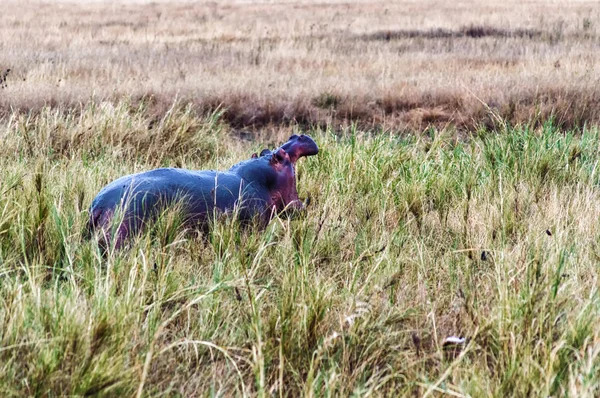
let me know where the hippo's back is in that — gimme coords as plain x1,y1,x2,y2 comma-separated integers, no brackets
91,168,249,215
88,167,272,249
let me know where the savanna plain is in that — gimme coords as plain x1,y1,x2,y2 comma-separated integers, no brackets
1,0,600,396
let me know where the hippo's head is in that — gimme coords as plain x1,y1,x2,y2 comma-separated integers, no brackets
231,148,304,214
267,148,303,212
236,134,318,217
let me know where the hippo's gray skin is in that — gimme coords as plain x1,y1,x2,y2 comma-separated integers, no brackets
87,134,318,250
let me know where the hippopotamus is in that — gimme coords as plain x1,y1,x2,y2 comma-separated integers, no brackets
87,134,318,250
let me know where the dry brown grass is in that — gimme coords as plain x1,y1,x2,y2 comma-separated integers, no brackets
1,0,600,131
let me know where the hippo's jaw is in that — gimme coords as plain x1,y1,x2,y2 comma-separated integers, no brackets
279,134,319,163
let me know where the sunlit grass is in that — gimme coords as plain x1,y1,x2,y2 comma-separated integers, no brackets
1,105,599,396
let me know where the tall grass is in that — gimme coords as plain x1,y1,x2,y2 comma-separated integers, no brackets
1,104,599,396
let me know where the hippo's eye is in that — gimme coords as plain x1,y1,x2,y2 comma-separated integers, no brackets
260,149,271,157
272,148,287,164
289,134,299,140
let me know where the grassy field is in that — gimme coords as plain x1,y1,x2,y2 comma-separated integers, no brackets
2,0,600,397
2,105,600,396
1,0,600,131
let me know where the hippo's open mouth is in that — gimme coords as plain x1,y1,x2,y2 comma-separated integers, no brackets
280,134,319,163
253,134,319,163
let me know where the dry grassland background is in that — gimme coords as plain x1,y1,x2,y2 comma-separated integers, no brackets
1,0,600,131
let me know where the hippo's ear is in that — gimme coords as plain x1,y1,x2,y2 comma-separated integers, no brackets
251,153,258,159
